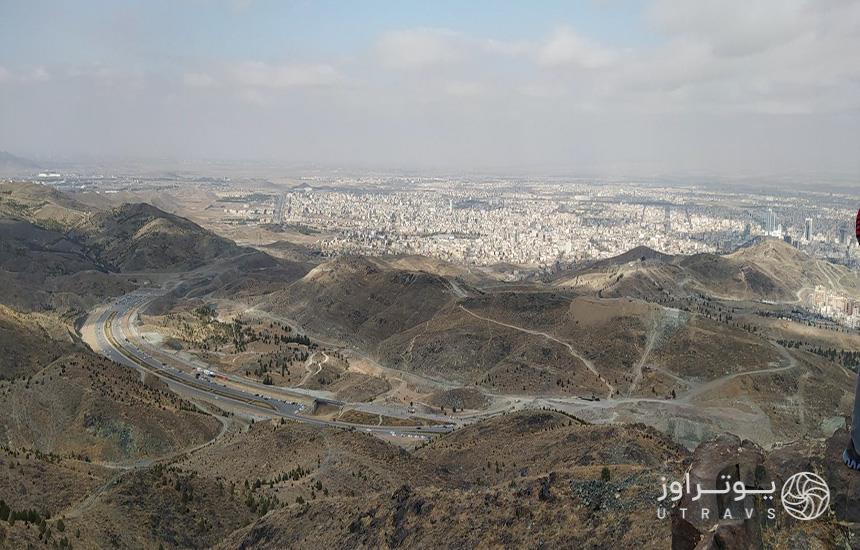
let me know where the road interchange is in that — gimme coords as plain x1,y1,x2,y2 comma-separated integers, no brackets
82,289,454,438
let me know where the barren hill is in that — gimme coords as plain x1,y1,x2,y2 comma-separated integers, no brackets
589,245,673,269
266,256,466,348
0,184,232,489
251,243,837,405
0,408,851,549
0,181,91,228
2,182,250,273
211,412,852,550
260,253,788,401
0,217,132,315
377,254,486,284
376,290,782,400
212,411,687,550
556,238,860,302
71,202,244,272
3,181,859,548
0,305,77,379
675,239,821,301
175,421,442,497
0,150,38,174
0,350,221,462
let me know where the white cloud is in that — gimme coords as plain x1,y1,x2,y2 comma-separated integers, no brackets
2,2,859,175
376,29,463,69
537,27,615,68
375,29,531,70
648,0,808,57
372,16,860,116
232,62,342,88
238,88,266,105
183,72,215,87
519,82,565,99
622,0,860,114
20,66,51,82
483,38,532,56
444,80,485,97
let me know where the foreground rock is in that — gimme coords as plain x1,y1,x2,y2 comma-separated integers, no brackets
670,431,853,549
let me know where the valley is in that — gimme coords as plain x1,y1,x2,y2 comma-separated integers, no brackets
2,181,860,548
4,1,859,546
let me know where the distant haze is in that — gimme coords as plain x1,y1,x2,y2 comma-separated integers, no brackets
1,0,859,177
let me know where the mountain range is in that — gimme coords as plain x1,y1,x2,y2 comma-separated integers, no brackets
0,182,858,549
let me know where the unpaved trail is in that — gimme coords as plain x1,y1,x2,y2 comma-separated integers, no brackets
626,307,682,397
300,351,329,385
62,415,232,520
459,305,616,399
626,313,658,398
676,342,798,404
542,342,798,412
448,279,470,298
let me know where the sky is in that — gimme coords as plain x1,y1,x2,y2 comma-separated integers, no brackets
1,0,859,177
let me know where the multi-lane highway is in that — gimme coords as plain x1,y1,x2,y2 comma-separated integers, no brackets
83,289,453,438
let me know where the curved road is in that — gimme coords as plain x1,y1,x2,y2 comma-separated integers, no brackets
83,289,453,438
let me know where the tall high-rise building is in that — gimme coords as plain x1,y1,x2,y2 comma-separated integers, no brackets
804,218,813,242
839,226,848,245
765,209,777,234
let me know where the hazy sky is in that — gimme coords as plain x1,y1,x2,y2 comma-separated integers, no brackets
1,0,859,176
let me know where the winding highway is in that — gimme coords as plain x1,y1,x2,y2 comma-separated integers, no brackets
83,289,453,438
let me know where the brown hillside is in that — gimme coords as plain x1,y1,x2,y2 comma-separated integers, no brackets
556,238,860,302
0,351,220,462
0,181,91,228
0,218,132,315
0,305,77,379
215,411,688,550
71,202,244,272
266,256,463,348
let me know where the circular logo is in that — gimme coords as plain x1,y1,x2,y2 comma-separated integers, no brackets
781,471,830,521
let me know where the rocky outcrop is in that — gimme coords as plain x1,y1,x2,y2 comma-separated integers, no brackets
671,432,852,549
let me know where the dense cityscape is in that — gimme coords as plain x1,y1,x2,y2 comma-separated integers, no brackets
3,0,860,547
221,179,858,271
37,172,860,272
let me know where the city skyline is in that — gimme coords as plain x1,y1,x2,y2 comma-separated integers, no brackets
2,3,860,548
